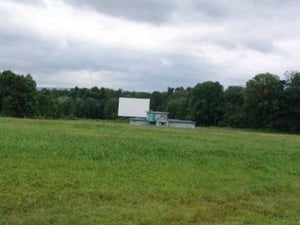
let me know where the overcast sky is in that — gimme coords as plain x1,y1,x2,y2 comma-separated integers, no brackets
1,0,300,91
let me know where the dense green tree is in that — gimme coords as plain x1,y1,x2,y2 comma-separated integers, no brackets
1,69,299,132
65,87,121,119
224,86,245,127
84,97,103,118
164,97,188,119
104,98,118,119
167,87,174,96
243,73,283,129
36,89,63,118
188,81,224,126
62,97,76,118
279,71,300,131
150,91,166,111
162,87,190,119
0,70,37,117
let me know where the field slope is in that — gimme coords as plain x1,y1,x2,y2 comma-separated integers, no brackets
0,118,299,225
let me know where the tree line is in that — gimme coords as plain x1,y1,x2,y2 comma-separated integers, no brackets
0,70,299,132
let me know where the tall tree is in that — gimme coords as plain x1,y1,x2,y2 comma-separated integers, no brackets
243,73,283,129
163,87,190,119
224,86,245,127
280,71,300,131
188,81,224,126
104,98,119,119
0,70,37,117
150,91,167,111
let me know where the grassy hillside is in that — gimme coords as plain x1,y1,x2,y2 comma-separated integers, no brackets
0,118,299,225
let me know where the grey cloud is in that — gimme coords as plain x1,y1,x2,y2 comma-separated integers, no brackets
188,0,300,23
63,0,300,25
2,0,300,91
192,1,227,18
209,36,277,54
63,0,234,23
0,25,215,91
243,39,275,53
180,0,231,22
64,0,177,23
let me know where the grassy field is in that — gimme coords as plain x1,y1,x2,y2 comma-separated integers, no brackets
0,118,299,225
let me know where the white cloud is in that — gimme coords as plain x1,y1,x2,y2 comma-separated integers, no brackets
1,0,300,90
37,69,136,89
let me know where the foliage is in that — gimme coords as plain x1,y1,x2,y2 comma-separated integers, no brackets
279,71,300,131
0,70,37,117
223,86,245,127
243,73,283,129
36,89,63,118
0,70,300,132
188,81,224,126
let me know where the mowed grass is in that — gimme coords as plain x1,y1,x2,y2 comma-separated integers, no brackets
0,118,299,225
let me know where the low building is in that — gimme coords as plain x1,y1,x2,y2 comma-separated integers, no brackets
168,119,196,129
129,111,195,129
147,111,169,127
129,117,147,126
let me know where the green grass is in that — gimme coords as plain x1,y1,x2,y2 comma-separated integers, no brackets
0,118,299,225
